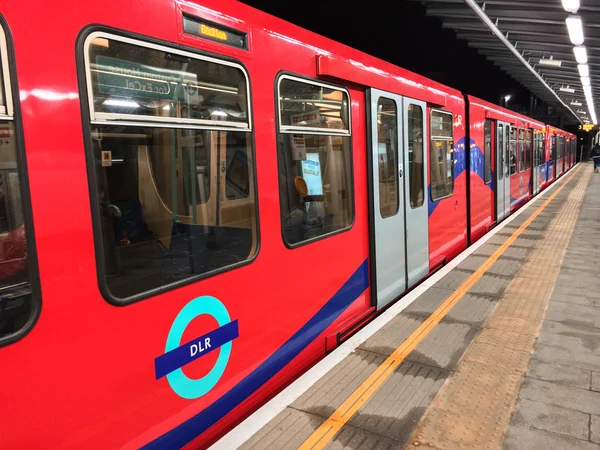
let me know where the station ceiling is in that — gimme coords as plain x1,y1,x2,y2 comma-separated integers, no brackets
410,0,599,126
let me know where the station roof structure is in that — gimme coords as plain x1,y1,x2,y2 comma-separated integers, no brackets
410,0,599,126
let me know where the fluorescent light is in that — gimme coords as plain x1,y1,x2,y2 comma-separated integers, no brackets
103,99,140,108
560,85,575,93
312,102,342,110
574,46,588,64
211,110,228,117
539,57,562,67
581,76,591,86
566,15,584,45
571,100,582,106
577,109,587,114
578,64,589,77
584,85,592,96
562,0,580,13
162,105,171,111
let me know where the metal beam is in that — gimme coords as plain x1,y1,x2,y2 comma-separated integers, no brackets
462,0,580,123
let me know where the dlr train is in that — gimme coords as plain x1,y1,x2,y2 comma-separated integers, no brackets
0,0,577,448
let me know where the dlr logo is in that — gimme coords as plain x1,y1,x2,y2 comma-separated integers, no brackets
190,337,212,357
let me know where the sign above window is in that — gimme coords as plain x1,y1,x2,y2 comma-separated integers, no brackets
183,15,248,50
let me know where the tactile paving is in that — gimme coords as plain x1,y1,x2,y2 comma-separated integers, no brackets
408,166,591,450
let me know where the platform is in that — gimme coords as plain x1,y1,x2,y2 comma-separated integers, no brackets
212,163,600,450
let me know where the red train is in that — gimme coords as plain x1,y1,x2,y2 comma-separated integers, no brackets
0,1,576,448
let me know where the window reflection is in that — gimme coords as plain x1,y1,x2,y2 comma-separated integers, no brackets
377,98,398,218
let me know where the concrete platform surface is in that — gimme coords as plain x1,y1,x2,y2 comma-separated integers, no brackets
212,163,599,450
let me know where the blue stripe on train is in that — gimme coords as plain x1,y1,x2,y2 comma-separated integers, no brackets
429,137,493,217
141,259,370,449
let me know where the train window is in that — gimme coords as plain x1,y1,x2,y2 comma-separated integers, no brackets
559,136,565,161
483,119,492,184
86,37,250,128
509,126,517,175
430,110,454,200
538,132,545,167
550,134,556,161
408,104,424,208
525,129,532,170
377,98,398,218
276,75,353,247
497,124,503,180
0,24,39,345
518,128,524,172
83,33,257,301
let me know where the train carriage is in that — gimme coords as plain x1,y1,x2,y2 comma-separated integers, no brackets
0,0,579,448
466,96,546,243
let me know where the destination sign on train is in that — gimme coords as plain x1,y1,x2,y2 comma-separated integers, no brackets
183,15,248,50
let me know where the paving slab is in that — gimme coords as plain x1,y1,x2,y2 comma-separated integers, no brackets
537,330,600,354
526,358,591,390
467,273,512,298
240,408,325,450
345,361,446,446
503,424,600,450
358,314,422,357
594,372,600,392
534,343,600,372
593,415,600,445
511,398,590,440
519,377,600,416
291,350,385,416
402,287,453,318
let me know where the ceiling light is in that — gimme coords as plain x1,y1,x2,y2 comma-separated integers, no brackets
539,57,562,67
562,0,580,13
581,76,591,86
566,15,584,45
584,85,592,96
574,46,588,64
560,85,575,93
578,64,590,77
577,109,587,114
571,100,582,106
103,99,140,108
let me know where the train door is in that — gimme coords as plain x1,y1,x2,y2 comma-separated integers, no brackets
495,121,510,221
402,98,428,288
368,89,428,310
532,132,539,196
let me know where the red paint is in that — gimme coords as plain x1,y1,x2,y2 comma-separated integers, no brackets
0,1,578,448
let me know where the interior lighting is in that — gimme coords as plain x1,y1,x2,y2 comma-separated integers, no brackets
581,76,591,86
574,46,588,64
539,57,562,67
571,100,582,106
103,99,139,108
560,85,575,93
566,16,584,45
578,64,589,77
562,0,580,13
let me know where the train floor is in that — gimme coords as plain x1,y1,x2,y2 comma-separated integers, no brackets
212,162,600,450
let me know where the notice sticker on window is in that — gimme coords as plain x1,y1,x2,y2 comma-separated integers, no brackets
301,153,323,195
102,150,112,167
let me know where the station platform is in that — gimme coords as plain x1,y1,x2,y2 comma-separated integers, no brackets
212,163,600,450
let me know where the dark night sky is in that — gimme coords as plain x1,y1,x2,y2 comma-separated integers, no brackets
240,0,534,112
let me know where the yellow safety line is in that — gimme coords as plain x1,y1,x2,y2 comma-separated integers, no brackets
298,165,583,450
